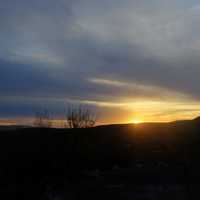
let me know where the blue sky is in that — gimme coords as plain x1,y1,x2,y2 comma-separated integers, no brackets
1,0,200,125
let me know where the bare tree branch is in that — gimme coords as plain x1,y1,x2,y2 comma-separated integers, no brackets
66,105,96,128
34,110,53,128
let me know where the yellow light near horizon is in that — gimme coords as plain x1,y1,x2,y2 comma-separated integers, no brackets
133,119,143,124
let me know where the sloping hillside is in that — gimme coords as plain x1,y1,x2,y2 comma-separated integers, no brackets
0,118,200,199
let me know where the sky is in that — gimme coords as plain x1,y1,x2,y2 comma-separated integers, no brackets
1,0,200,125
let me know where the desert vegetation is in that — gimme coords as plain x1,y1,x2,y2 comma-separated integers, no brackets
34,110,53,128
66,106,96,128
33,105,97,128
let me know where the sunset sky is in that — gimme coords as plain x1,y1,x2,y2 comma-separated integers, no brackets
1,0,200,125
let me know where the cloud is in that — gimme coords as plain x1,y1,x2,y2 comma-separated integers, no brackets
88,77,188,101
1,0,200,123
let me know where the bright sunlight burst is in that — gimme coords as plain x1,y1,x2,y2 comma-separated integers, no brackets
133,119,143,124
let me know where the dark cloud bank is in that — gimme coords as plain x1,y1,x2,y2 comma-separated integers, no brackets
1,0,200,123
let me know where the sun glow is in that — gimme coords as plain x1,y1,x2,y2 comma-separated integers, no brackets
133,119,143,124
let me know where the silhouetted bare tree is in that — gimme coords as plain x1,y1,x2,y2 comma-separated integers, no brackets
34,110,53,128
66,106,96,128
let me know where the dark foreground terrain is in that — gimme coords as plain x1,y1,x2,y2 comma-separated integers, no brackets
1,118,200,199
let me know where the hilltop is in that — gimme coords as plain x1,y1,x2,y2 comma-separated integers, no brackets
0,118,200,199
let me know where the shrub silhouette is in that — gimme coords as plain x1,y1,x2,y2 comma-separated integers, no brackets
66,106,96,128
34,110,53,128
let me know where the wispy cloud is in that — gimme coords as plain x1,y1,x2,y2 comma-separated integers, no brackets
1,0,200,123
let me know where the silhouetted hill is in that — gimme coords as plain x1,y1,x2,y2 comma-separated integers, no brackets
0,125,31,131
1,118,200,199
193,116,200,123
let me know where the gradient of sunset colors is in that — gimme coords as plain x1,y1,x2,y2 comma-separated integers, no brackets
1,0,200,125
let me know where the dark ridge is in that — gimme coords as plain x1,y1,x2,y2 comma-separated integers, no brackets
0,118,200,199
193,116,200,122
0,125,31,131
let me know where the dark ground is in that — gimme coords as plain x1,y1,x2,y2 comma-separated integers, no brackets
1,118,200,199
